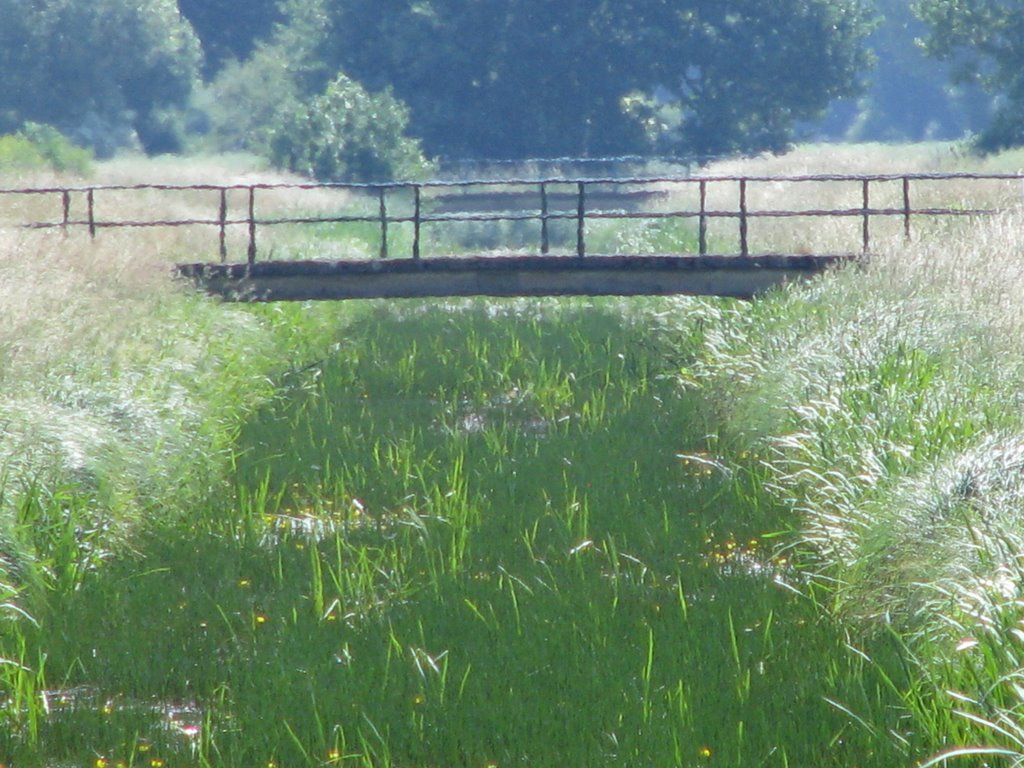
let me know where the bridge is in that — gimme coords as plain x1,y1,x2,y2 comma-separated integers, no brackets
3,171,1017,300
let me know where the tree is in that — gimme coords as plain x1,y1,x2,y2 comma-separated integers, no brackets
914,0,1024,151
197,45,304,155
0,3,34,133
178,0,285,75
820,0,991,142
315,0,874,160
0,0,202,156
194,0,356,159
270,73,431,182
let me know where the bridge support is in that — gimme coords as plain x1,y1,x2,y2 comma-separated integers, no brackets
176,254,852,302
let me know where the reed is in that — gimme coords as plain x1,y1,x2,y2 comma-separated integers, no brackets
3,143,1024,765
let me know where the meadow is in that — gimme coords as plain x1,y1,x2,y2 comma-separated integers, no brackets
2,144,1024,766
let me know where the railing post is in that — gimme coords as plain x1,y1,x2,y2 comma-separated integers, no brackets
247,185,257,266
902,176,912,242
412,185,421,260
218,188,228,263
540,181,550,255
61,189,70,236
738,179,748,256
378,187,388,259
576,181,586,258
698,179,708,256
87,188,96,239
862,178,871,255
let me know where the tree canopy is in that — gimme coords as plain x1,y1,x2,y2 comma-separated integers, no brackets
914,0,1024,151
820,0,991,141
178,0,285,75
4,0,1017,165
315,0,874,159
0,0,202,155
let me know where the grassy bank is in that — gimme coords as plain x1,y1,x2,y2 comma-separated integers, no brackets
0,161,360,755
2,144,1024,765
689,148,1024,763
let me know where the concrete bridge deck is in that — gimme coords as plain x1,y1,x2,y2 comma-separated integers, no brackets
176,252,851,301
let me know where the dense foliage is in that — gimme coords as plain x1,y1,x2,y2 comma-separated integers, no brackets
822,0,991,141
0,123,93,175
0,0,201,156
2,0,1021,162
178,0,284,75
270,73,430,181
315,0,874,159
914,0,1024,151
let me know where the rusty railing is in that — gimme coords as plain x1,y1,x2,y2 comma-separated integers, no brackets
1,172,1020,264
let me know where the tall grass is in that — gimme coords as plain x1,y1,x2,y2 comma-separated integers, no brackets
0,165,362,756
685,142,1024,759
4,143,1024,765
21,298,917,767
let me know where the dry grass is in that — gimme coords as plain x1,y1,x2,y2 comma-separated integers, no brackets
690,146,1024,645
0,231,175,382
673,143,1024,255
0,180,299,547
0,154,365,263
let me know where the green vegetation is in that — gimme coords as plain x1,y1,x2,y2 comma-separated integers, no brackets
914,0,1024,151
0,0,201,156
822,0,991,142
9,300,913,767
270,73,431,182
315,0,873,159
0,123,93,176
177,0,284,75
5,144,1024,765
2,0,1023,171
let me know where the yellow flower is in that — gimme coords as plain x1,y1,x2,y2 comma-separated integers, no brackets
239,579,251,588
95,759,108,768
699,746,713,758
150,759,165,768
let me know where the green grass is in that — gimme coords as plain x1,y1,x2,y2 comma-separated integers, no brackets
11,299,914,767
6,144,1024,767
686,205,1024,763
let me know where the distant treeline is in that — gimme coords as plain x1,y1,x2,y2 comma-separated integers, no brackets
0,0,1019,179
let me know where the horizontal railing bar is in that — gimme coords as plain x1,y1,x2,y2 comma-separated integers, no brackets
699,207,999,219
3,170,1024,196
19,219,224,229
12,206,1000,231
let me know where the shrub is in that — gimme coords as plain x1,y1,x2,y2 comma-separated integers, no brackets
270,72,432,183
0,124,92,176
194,45,302,155
0,134,46,172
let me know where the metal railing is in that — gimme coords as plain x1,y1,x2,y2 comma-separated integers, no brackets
2,172,1020,264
